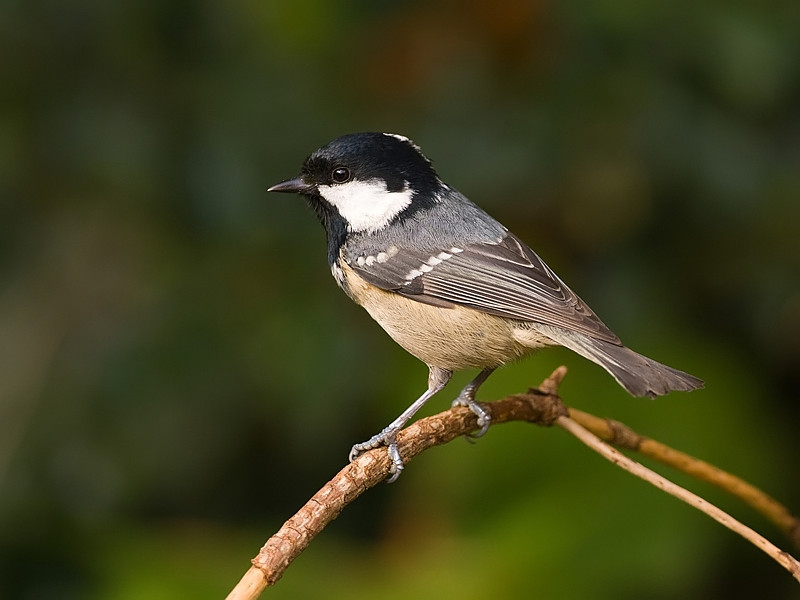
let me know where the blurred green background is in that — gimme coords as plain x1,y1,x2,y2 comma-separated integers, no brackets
2,0,799,598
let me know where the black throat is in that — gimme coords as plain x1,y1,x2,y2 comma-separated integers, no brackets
305,194,348,265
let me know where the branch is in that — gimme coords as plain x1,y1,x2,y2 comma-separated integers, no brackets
226,367,800,598
555,416,800,582
567,408,800,549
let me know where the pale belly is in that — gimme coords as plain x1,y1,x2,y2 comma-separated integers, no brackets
337,260,555,371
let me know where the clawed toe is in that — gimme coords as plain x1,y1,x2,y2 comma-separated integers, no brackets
349,429,404,482
452,396,492,438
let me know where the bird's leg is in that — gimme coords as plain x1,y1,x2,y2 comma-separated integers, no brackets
349,366,452,482
451,367,495,438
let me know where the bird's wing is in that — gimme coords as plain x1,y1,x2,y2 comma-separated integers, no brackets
346,231,622,344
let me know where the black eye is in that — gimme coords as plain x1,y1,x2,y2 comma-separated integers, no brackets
331,167,350,183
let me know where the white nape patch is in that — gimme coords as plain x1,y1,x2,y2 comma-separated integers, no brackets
384,133,410,143
318,179,413,233
382,133,423,153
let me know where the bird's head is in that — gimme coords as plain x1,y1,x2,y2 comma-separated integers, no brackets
269,132,441,234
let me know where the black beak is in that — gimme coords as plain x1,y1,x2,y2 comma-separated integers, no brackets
267,177,314,194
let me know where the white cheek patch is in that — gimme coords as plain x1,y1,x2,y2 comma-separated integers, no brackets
318,179,413,233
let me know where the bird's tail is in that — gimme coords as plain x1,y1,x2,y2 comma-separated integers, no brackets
541,329,704,398
583,339,703,397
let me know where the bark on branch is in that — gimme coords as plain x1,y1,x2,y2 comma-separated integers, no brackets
226,367,800,598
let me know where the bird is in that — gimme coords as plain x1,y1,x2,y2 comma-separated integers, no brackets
268,132,703,481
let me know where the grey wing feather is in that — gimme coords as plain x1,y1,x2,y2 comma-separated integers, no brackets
348,232,622,344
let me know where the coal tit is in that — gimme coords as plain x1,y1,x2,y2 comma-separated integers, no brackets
269,132,703,481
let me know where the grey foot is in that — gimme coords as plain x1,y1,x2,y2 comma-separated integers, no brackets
349,428,404,483
452,394,491,438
